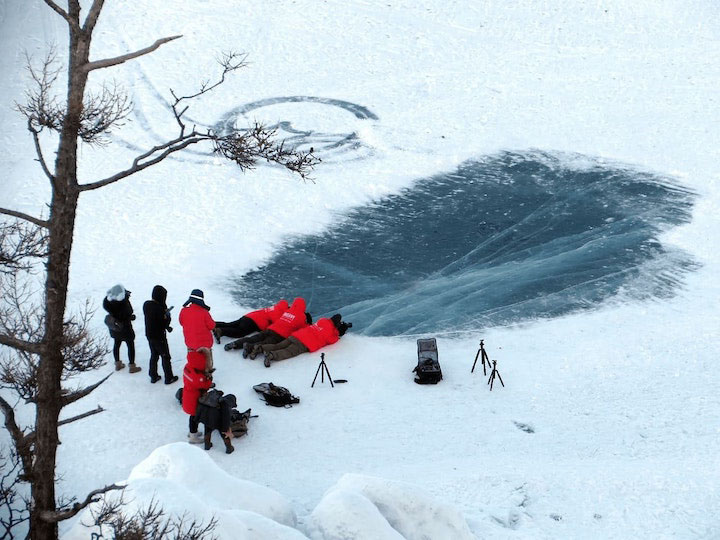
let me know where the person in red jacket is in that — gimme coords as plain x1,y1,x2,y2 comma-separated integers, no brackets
179,289,216,443
256,314,351,367
212,299,289,343
179,288,216,374
182,349,213,443
224,297,309,353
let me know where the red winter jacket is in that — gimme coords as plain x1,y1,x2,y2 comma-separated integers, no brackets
267,298,308,338
179,303,215,350
291,318,340,352
245,299,289,331
182,351,212,416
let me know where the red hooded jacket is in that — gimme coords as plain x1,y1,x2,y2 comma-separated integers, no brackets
179,303,215,350
245,299,289,331
182,351,212,415
291,318,340,352
267,298,308,338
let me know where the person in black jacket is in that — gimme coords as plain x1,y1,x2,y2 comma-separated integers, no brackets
103,284,141,373
195,392,236,454
143,285,179,385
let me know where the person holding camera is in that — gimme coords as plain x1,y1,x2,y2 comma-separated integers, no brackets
103,284,141,373
143,285,178,385
255,313,351,367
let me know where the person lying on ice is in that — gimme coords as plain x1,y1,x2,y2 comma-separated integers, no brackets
224,297,310,352
212,299,289,343
251,314,351,367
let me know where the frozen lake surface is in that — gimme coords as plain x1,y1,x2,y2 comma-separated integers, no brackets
230,151,697,335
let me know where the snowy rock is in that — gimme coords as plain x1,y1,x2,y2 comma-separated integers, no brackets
63,443,303,540
307,473,475,540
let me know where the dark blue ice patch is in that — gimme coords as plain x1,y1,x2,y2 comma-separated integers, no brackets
227,151,697,336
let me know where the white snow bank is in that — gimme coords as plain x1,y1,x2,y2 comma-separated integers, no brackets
307,473,475,540
63,443,302,540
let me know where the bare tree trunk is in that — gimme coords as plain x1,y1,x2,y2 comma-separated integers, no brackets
1,3,315,537
29,23,88,540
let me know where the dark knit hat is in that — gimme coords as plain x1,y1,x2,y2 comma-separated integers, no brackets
222,394,237,409
183,289,210,310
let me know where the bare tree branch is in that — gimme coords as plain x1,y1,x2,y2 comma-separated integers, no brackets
60,374,112,407
40,483,124,524
0,333,41,355
0,220,48,273
82,0,105,35
0,396,26,451
0,209,48,229
78,133,211,191
27,119,55,185
0,450,30,539
57,405,104,428
84,35,182,72
76,82,132,145
42,0,79,31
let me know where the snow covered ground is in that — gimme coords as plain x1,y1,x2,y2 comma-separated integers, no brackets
1,0,720,538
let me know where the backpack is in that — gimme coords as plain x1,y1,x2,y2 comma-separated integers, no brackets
104,314,124,333
197,388,223,408
175,387,183,405
253,383,300,407
229,408,253,437
413,338,442,384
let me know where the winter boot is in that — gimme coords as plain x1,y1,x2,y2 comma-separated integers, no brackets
150,374,161,384
248,345,262,360
164,375,179,385
128,364,142,374
264,352,274,368
114,360,126,371
187,432,203,444
204,432,213,451
242,342,253,359
224,436,234,454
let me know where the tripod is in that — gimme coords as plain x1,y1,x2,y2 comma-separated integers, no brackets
471,339,492,375
311,353,334,388
487,359,504,391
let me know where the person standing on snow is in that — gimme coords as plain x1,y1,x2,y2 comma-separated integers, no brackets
212,299,289,343
179,288,216,374
103,284,141,373
179,289,216,443
142,285,178,385
256,313,350,367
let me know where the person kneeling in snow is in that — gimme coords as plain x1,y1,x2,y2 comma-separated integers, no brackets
212,299,289,343
195,391,237,454
182,350,213,444
254,314,350,367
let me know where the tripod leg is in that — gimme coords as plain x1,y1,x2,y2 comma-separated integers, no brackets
489,372,495,391
496,371,505,388
471,349,480,373
311,361,324,387
323,361,335,388
482,350,489,376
